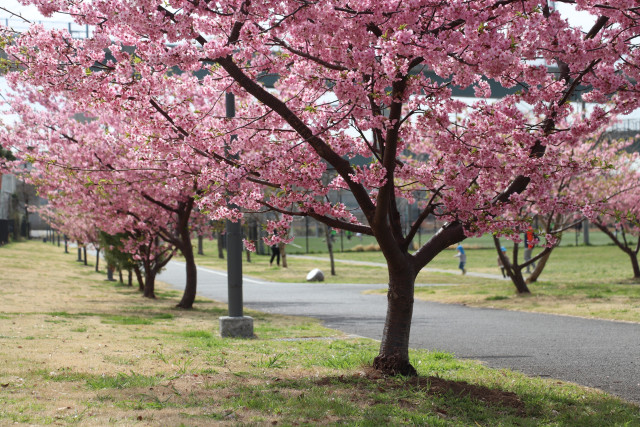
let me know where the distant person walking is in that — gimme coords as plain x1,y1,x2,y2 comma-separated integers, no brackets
524,228,536,273
497,246,507,278
454,244,467,275
269,243,280,267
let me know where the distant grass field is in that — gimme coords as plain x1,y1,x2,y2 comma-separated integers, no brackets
0,240,638,425
279,228,614,254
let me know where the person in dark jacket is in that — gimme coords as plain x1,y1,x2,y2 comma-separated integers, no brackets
269,243,280,267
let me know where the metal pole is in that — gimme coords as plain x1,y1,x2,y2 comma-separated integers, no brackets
226,92,243,317
220,92,253,338
339,190,343,252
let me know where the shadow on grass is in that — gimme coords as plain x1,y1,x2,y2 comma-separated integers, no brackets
317,371,525,414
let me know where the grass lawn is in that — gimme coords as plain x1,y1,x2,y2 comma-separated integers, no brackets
0,240,638,425
283,229,614,254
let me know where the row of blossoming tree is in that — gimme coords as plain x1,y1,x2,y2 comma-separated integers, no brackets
2,0,640,375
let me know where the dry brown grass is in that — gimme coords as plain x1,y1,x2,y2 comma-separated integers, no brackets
0,241,343,425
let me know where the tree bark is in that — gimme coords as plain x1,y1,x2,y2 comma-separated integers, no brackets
373,262,418,376
526,250,551,283
494,237,530,294
107,265,116,281
134,265,145,292
83,247,87,266
95,248,100,272
510,267,530,293
128,268,133,287
143,267,157,298
177,226,198,309
629,253,640,278
197,234,204,255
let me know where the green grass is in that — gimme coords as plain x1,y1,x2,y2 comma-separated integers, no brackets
99,312,174,325
40,369,165,389
328,244,635,283
86,373,165,390
180,330,214,339
236,228,615,254
100,315,154,325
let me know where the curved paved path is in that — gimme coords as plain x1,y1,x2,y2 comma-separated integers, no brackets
159,261,640,404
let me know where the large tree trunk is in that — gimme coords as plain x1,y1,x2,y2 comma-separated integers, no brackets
95,248,100,272
325,225,336,276
177,229,197,309
143,266,157,299
128,268,133,287
83,247,88,266
373,263,417,376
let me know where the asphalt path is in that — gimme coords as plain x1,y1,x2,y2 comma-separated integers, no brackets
159,261,640,404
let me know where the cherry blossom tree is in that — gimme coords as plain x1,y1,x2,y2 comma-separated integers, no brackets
3,1,640,375
0,87,214,306
492,133,638,293
39,206,99,265
589,150,640,278
594,213,640,279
